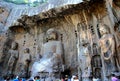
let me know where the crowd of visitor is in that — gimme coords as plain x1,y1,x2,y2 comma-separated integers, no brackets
1,74,79,81
1,73,120,81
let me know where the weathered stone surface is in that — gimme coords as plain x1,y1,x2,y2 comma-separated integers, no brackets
17,48,31,78
0,0,120,81
0,6,10,32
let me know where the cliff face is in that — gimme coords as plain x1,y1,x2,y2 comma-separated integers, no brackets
0,0,83,31
0,0,120,80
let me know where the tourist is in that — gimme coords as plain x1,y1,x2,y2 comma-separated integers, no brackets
65,75,68,81
34,76,40,81
59,77,64,81
19,78,23,81
13,76,19,81
118,76,120,81
73,75,79,81
68,76,71,81
4,76,10,81
93,77,99,81
111,74,119,81
71,75,76,81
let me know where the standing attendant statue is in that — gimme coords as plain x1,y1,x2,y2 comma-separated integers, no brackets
79,42,92,81
99,24,116,77
7,41,19,74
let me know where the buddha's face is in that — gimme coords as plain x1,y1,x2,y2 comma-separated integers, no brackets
48,32,57,40
99,25,108,36
11,42,18,50
47,28,57,40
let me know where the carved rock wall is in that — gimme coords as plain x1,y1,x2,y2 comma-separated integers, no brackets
0,0,120,81
0,6,10,32
11,18,78,75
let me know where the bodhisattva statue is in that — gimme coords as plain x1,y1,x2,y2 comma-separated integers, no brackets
99,24,116,76
7,42,19,74
19,48,31,78
31,28,63,80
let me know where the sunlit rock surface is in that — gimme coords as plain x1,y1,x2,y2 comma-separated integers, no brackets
0,0,83,31
0,0,120,81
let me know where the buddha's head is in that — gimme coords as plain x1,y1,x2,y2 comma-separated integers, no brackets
11,42,18,50
46,28,58,41
99,24,110,36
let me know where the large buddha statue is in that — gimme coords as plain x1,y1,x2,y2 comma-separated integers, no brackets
31,28,63,80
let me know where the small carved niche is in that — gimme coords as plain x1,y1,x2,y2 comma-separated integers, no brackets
97,24,101,38
75,30,77,38
60,34,63,42
90,25,95,35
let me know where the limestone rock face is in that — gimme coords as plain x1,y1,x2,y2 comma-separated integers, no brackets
0,33,7,63
0,0,83,31
0,6,10,32
0,0,120,81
